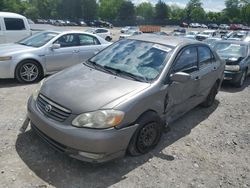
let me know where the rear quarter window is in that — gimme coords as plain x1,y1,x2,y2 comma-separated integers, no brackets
4,18,25,30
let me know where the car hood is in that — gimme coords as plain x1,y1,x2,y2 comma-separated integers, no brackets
0,43,34,56
40,64,150,114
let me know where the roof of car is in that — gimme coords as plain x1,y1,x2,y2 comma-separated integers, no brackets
0,12,25,19
215,40,249,45
129,34,202,47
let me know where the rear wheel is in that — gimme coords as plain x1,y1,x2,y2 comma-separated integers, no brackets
15,60,43,84
105,36,112,42
201,82,219,108
127,112,163,156
235,70,247,88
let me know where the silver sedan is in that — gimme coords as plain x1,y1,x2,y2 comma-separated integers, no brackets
0,31,111,83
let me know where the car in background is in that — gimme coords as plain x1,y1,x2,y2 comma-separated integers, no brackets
180,22,189,28
54,20,66,26
196,30,217,41
230,24,243,30
225,31,249,41
121,26,138,33
27,35,224,163
0,31,111,83
204,37,222,47
47,19,56,25
214,41,250,87
85,28,112,41
35,19,48,24
219,24,230,30
208,23,219,29
189,23,201,28
185,31,199,39
28,19,35,24
173,28,186,34
119,30,142,39
201,24,208,29
0,12,31,44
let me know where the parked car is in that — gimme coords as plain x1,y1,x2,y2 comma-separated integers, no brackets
213,41,250,87
204,37,222,47
201,24,208,29
121,26,138,33
219,24,230,30
208,23,219,29
180,22,189,28
35,19,48,24
27,19,35,24
0,31,111,83
189,23,201,28
27,35,224,163
0,12,31,44
119,30,142,39
185,31,200,39
196,30,217,41
85,28,112,41
230,24,243,30
54,20,66,26
173,28,186,34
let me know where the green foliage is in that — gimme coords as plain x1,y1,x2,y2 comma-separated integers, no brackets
98,0,124,20
117,1,135,21
154,0,170,20
136,2,154,20
190,7,205,22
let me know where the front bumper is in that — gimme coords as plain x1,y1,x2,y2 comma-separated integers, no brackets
27,97,138,163
0,60,13,78
224,71,242,83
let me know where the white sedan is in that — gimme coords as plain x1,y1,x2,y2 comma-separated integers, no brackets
0,31,111,83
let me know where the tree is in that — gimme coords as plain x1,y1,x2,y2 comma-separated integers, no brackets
98,0,124,20
241,3,250,24
225,0,241,21
170,4,185,21
136,2,154,20
186,0,202,20
190,7,205,22
118,1,135,21
154,0,170,20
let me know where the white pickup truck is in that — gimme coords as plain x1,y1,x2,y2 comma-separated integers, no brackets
0,12,32,44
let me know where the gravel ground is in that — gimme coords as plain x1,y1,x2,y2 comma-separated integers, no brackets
0,26,249,188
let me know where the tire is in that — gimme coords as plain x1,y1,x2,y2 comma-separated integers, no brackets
127,112,163,156
235,70,247,88
201,82,219,108
105,36,112,42
15,60,43,84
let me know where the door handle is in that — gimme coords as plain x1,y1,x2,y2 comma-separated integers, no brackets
195,76,200,80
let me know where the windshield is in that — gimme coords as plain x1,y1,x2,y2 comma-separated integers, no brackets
214,42,248,58
88,40,173,81
17,32,58,47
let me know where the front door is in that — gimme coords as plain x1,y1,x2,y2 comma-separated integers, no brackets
45,34,80,72
165,46,200,122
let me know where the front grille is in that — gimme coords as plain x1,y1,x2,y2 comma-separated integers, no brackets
37,94,71,122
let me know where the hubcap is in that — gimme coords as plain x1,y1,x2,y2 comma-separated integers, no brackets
20,63,39,82
137,123,158,152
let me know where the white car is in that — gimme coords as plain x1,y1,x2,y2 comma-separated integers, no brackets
121,26,138,33
120,30,142,39
85,28,112,41
0,12,31,44
196,30,217,41
189,23,201,28
0,31,111,83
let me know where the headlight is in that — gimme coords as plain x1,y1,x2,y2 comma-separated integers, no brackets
0,56,12,61
225,65,240,72
32,79,45,100
72,110,124,129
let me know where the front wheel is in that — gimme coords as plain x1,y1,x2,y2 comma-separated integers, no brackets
15,60,43,83
105,36,112,42
235,70,247,88
127,112,163,156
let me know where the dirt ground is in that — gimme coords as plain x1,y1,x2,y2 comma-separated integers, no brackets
0,26,250,188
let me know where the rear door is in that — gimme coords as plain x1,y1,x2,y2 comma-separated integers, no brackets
95,29,107,39
78,34,102,62
165,46,200,121
3,17,30,43
198,46,220,98
45,34,80,72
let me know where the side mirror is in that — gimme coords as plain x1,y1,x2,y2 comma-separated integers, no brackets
51,43,61,50
170,72,191,83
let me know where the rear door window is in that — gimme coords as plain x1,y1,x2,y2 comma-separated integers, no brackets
4,18,25,30
79,34,100,46
198,46,213,67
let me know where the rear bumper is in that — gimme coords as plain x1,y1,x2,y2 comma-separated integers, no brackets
27,97,138,163
224,71,242,83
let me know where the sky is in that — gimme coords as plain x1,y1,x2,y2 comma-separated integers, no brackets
132,0,226,12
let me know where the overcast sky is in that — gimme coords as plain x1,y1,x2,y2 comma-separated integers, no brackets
132,0,226,12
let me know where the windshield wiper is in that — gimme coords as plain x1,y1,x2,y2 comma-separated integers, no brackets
85,60,116,75
103,66,148,82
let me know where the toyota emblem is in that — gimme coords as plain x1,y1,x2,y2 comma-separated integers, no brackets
45,104,52,112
